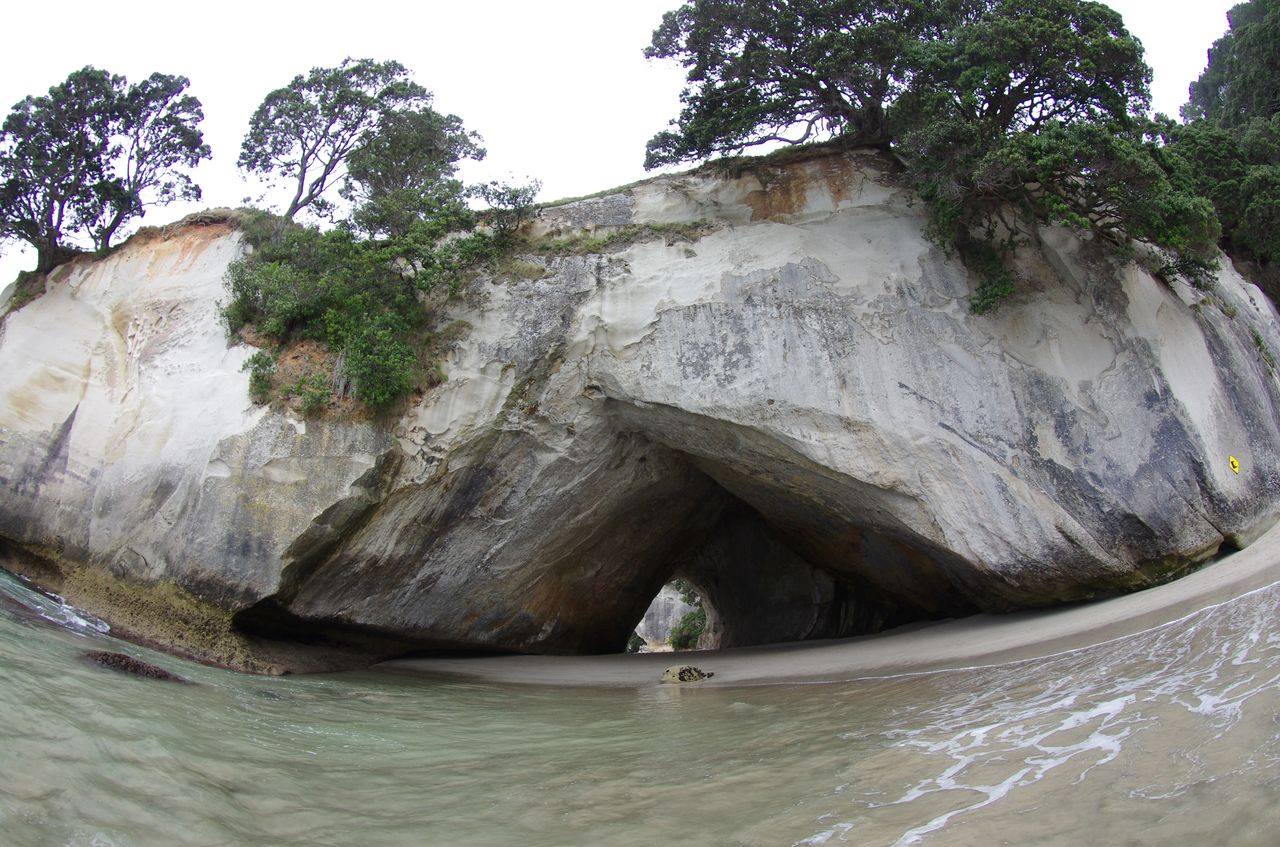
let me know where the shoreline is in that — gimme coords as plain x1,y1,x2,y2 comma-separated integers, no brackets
382,522,1280,688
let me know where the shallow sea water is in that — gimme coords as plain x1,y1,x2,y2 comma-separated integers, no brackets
1,568,1278,846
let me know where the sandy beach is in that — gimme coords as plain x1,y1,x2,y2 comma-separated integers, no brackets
385,521,1280,688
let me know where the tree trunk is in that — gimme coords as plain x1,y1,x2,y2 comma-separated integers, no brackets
97,211,127,251
34,242,80,274
284,172,308,220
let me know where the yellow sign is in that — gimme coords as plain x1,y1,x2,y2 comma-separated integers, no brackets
1229,455,1241,475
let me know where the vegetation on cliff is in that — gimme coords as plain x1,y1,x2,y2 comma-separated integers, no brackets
237,59,459,223
645,0,1277,311
3,3,1276,330
1169,0,1280,293
223,60,537,411
668,578,707,651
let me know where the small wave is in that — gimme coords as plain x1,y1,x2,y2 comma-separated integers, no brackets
797,580,1280,846
0,570,109,636
40,595,111,636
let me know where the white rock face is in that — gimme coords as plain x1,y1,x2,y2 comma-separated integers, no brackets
2,152,1279,665
0,218,392,610
634,584,696,647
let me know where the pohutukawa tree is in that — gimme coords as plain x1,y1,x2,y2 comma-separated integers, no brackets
893,0,1150,143
642,0,976,168
225,60,541,411
886,0,1221,306
238,58,432,221
0,67,207,273
645,0,1221,310
340,106,485,239
88,72,210,250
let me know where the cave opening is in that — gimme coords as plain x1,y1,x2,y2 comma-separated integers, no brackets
233,405,983,662
597,405,984,657
613,494,897,656
630,579,707,652
607,461,979,657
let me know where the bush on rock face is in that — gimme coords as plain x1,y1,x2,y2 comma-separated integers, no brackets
224,59,538,412
669,607,707,651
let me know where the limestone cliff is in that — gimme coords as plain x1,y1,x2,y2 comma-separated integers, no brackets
2,149,1279,671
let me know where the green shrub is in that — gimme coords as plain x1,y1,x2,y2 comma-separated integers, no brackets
1252,329,1278,373
222,211,502,410
290,372,331,415
670,578,701,607
2,271,47,318
669,607,707,651
961,239,1017,314
242,350,276,403
626,632,645,654
344,316,418,408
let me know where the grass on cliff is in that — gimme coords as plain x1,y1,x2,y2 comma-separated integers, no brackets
1,271,47,320
528,221,715,256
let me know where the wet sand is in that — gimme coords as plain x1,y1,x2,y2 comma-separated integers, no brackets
385,522,1280,688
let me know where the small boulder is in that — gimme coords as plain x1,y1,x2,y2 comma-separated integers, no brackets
83,650,187,683
661,664,714,684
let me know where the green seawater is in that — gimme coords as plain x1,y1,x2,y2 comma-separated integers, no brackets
2,568,1279,847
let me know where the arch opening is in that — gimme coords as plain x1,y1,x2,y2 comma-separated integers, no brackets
629,579,708,653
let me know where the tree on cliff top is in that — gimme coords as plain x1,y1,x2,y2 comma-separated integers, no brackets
645,0,1218,311
238,58,431,221
340,106,485,239
643,0,1147,167
0,67,209,273
86,72,210,250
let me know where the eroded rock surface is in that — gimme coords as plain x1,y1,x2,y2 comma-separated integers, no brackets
2,152,1279,669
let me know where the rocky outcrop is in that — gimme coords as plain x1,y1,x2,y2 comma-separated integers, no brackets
2,150,1280,670
661,665,713,683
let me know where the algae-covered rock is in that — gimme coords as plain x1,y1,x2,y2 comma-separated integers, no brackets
661,665,714,684
84,650,186,682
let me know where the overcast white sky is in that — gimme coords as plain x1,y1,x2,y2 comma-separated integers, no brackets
0,0,1242,282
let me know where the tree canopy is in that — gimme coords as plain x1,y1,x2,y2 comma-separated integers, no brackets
1186,0,1280,127
645,0,1223,310
0,67,207,272
225,61,539,412
643,0,972,169
341,106,485,239
644,0,1147,166
1169,0,1280,291
898,0,1149,137
238,58,432,221
89,72,209,249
